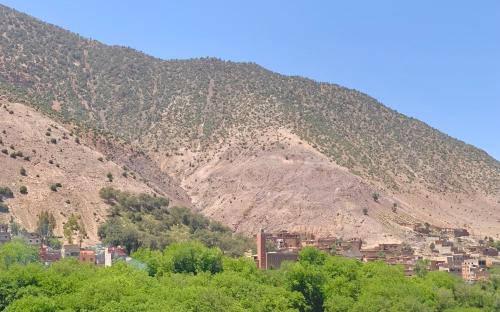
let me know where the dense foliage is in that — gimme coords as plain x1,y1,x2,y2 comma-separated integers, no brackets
1,241,499,311
97,187,253,256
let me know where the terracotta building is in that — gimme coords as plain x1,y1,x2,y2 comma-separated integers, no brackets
79,250,96,264
39,245,61,264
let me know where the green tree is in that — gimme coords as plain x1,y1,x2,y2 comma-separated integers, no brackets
163,241,223,275
0,240,38,269
63,214,87,245
414,259,430,278
299,247,327,266
285,262,326,312
36,211,56,244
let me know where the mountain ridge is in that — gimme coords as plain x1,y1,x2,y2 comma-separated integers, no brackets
0,4,498,243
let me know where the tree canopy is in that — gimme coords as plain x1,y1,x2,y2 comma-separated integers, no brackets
1,240,500,311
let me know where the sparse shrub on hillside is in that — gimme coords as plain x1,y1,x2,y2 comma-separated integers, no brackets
392,203,397,213
97,157,103,162
49,183,61,192
362,207,368,215
74,137,80,144
0,187,14,200
20,167,26,176
19,186,28,194
106,172,113,182
1,149,7,155
10,151,23,159
45,131,51,136
23,156,30,161
0,202,8,213
48,159,54,164
50,138,57,144
122,171,128,178
372,192,380,202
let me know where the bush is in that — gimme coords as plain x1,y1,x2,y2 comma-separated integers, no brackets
0,202,9,213
106,172,113,182
20,167,27,176
0,187,14,200
50,184,58,192
362,207,368,215
163,241,223,275
50,138,57,144
19,186,28,194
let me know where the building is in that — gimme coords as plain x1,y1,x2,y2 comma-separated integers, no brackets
446,253,467,273
0,231,11,244
104,246,127,266
266,251,298,269
0,223,10,244
462,259,488,282
0,223,8,233
315,237,337,253
483,247,499,257
24,232,41,246
256,229,267,269
335,238,362,253
255,230,299,269
268,231,301,250
79,250,96,264
453,228,470,238
39,245,61,264
61,244,80,258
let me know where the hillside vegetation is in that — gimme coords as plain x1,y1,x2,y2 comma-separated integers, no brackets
0,4,498,195
0,5,498,241
97,187,253,256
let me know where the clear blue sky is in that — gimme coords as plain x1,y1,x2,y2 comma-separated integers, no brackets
3,0,500,160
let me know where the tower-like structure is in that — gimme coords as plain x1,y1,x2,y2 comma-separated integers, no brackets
257,229,267,269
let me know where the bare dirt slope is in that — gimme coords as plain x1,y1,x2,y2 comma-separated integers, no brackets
0,101,159,243
154,129,500,245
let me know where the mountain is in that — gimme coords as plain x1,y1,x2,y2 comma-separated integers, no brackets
0,5,498,243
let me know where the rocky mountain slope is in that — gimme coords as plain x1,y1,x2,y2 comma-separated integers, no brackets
0,99,188,243
0,5,498,243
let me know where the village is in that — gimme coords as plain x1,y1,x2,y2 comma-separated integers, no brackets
0,223,129,267
250,224,500,282
1,221,499,282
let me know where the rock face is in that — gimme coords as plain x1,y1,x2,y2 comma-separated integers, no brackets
0,4,498,244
